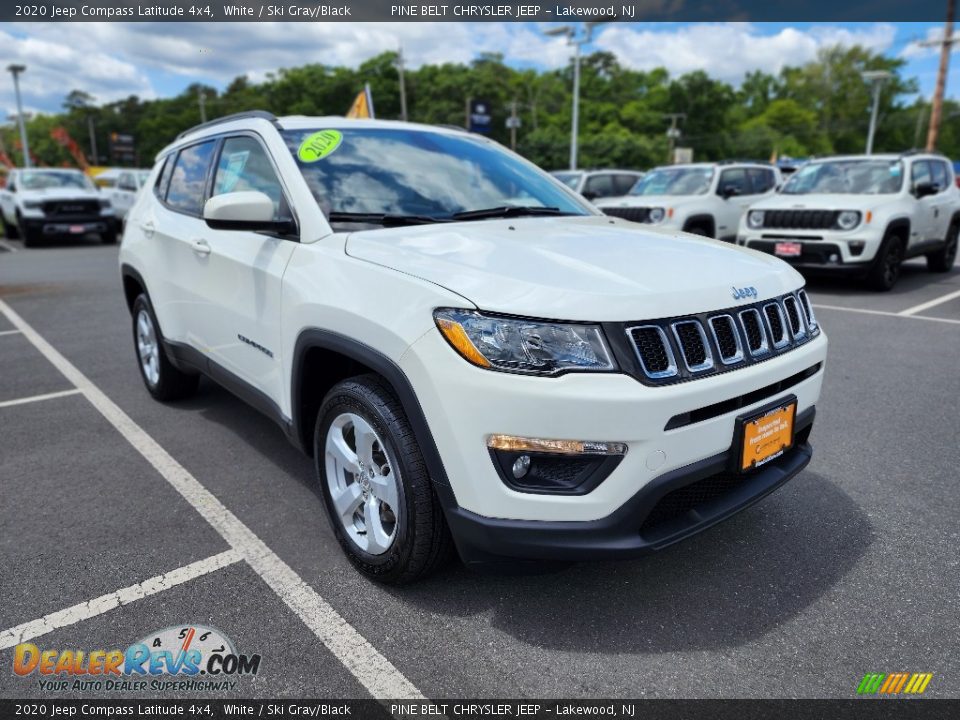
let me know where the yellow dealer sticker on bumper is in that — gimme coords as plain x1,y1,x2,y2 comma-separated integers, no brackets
740,401,796,471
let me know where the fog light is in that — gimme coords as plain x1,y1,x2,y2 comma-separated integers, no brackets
829,254,839,263
512,455,531,479
848,241,866,256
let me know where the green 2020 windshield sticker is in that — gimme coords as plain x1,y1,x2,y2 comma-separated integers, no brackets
298,130,343,162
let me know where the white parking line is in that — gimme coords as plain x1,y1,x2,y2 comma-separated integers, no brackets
0,550,242,650
0,239,17,253
812,303,960,325
0,298,424,701
898,287,960,317
0,388,82,409
0,329,22,336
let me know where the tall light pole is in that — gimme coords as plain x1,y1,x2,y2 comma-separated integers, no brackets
862,70,892,155
546,22,608,171
7,64,30,168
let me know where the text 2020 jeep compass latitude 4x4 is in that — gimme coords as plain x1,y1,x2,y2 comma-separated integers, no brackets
120,112,827,583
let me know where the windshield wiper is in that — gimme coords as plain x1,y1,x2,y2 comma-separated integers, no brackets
327,211,447,226
450,206,575,221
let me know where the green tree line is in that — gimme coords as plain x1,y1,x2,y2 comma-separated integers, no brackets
2,44,958,172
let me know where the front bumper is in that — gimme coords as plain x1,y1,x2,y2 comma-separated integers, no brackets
446,409,814,564
23,216,116,237
738,232,880,270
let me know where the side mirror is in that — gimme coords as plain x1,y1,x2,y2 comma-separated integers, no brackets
720,185,741,199
203,191,293,234
914,181,939,199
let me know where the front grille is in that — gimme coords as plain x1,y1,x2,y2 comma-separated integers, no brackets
625,291,817,385
603,206,650,223
42,200,100,217
762,209,839,230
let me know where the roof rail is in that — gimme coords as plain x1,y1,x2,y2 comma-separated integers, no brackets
899,148,946,159
176,110,280,140
717,158,773,166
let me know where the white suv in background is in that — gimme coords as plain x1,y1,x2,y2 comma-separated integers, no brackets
0,168,117,247
595,162,781,241
551,169,644,200
120,112,827,583
738,153,960,290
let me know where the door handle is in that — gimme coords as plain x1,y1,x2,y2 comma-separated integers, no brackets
192,238,212,257
139,220,155,238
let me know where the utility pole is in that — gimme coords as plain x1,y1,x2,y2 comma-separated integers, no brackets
198,88,207,123
545,22,609,171
7,64,31,168
664,113,685,163
395,46,408,122
862,71,892,155
921,0,957,151
87,114,98,165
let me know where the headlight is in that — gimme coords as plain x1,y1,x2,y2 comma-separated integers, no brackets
433,308,616,375
22,200,44,209
747,210,765,229
647,207,666,223
99,199,113,209
836,210,860,231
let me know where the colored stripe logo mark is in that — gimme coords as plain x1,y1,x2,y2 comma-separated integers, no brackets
857,673,933,695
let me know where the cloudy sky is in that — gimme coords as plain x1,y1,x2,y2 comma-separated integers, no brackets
1,21,957,118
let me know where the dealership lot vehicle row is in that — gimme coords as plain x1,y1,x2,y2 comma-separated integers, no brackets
0,297,422,700
1,243,959,699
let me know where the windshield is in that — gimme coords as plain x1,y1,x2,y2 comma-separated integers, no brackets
282,128,591,222
629,167,713,196
551,172,582,190
137,171,151,187
20,171,94,191
782,160,903,194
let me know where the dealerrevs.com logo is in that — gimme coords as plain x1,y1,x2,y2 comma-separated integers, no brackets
12,624,261,693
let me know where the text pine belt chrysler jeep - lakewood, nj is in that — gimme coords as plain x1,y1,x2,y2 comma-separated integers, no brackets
119,113,827,583
738,153,960,291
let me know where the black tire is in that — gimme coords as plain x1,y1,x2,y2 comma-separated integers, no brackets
0,213,18,239
866,232,905,291
102,230,118,245
926,222,958,273
131,294,200,401
685,224,711,238
314,374,454,584
21,227,40,248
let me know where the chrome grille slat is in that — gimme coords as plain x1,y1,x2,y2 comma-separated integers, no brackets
628,325,678,379
783,296,806,340
763,303,790,349
739,308,769,356
671,320,714,372
708,315,744,365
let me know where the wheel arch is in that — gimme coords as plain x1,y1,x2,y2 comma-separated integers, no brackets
682,214,716,237
120,264,148,314
291,329,455,496
884,217,911,241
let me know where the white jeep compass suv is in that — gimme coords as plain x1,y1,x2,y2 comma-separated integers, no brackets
595,161,780,241
120,112,827,583
738,153,960,291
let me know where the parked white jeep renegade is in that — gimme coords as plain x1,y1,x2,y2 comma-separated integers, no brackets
120,113,827,583
738,153,960,291
595,161,780,241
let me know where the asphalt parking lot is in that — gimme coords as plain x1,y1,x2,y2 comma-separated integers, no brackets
1,233,958,700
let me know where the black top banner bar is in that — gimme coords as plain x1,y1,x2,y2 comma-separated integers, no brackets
1,0,950,22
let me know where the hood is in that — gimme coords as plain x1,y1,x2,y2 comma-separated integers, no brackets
748,193,884,212
19,187,102,202
345,216,803,321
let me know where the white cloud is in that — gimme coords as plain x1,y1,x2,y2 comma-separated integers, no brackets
0,25,154,118
900,25,960,59
595,22,898,84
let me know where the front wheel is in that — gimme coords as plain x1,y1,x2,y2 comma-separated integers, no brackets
866,233,904,291
131,294,199,401
315,375,453,584
927,223,958,273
